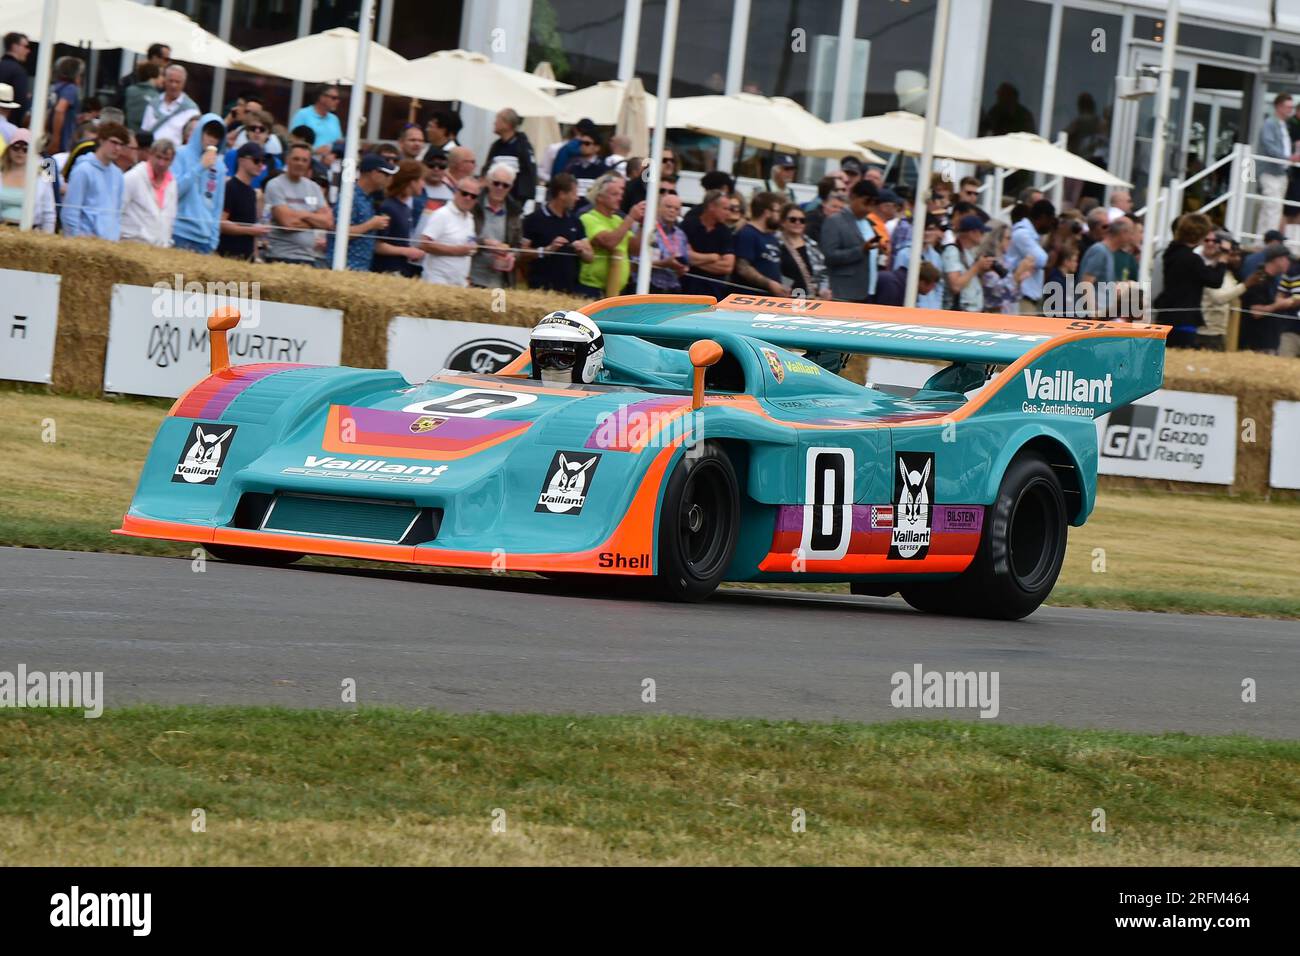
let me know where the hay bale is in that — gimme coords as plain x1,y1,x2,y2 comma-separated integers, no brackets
0,230,585,395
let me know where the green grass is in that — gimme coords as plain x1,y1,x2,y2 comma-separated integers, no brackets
2,390,1298,617
0,707,1295,865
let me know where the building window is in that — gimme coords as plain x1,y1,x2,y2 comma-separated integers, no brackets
1133,17,1262,60
380,0,463,139
228,0,304,126
527,0,626,89
1052,8,1121,202
979,0,1051,138
1269,41,1300,75
853,0,938,118
741,0,841,109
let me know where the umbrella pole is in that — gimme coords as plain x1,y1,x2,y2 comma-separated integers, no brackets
332,0,377,271
905,0,951,309
409,98,420,126
733,136,745,177
636,0,680,296
20,0,59,232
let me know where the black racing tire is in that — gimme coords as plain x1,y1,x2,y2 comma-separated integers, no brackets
900,452,1068,620
206,543,304,567
653,442,740,602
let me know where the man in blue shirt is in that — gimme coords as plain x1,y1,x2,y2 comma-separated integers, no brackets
325,153,397,271
291,85,344,160
1006,199,1055,314
732,191,787,294
62,122,129,240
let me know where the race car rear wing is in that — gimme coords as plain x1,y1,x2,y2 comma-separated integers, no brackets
582,293,1169,417
586,294,1165,366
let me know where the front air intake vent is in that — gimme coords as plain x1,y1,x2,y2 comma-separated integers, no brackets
248,493,440,545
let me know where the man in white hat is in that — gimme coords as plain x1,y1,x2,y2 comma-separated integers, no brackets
0,83,20,147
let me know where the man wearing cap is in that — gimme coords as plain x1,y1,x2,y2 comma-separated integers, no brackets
325,153,395,271
764,154,798,203
868,188,901,266
1239,244,1295,353
217,142,272,260
943,215,997,312
1242,230,1287,277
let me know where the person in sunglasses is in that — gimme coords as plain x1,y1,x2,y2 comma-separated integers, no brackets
563,128,607,208
469,163,525,289
218,142,272,260
223,109,281,188
419,175,482,287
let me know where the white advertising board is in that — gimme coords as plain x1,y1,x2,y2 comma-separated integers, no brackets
1269,400,1300,490
0,269,60,384
104,283,343,398
387,316,530,383
1095,388,1237,485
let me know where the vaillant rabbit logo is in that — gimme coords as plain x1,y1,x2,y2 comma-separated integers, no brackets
536,451,600,514
889,452,933,560
172,423,238,485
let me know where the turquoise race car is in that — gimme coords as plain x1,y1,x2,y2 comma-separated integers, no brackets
116,293,1168,619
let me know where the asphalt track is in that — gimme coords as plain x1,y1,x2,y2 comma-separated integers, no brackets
1,547,1296,737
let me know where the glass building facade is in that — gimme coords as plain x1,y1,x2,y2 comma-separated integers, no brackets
41,0,1300,206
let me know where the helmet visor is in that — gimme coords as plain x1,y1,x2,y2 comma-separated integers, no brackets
533,340,581,373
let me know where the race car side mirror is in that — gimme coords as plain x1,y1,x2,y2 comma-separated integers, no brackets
689,339,724,410
207,307,242,374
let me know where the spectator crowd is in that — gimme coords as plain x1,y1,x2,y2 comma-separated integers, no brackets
0,29,1297,356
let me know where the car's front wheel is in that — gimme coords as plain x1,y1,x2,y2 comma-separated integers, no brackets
654,442,739,601
900,452,1068,620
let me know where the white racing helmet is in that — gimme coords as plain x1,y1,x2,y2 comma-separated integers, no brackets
529,310,605,384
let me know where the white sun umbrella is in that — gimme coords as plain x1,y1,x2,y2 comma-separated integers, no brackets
230,26,406,83
368,50,563,117
522,61,563,174
3,0,241,67
970,132,1131,187
615,76,649,158
667,93,885,161
830,111,991,163
554,79,659,126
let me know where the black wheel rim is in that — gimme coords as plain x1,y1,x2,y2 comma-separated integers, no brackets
1007,478,1061,591
679,460,732,579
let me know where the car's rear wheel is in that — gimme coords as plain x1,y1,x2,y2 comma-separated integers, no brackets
654,442,739,601
206,543,304,567
900,452,1067,620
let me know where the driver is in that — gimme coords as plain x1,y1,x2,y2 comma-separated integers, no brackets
529,310,605,384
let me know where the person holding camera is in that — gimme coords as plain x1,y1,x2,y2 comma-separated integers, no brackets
978,221,1037,314
943,215,998,312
